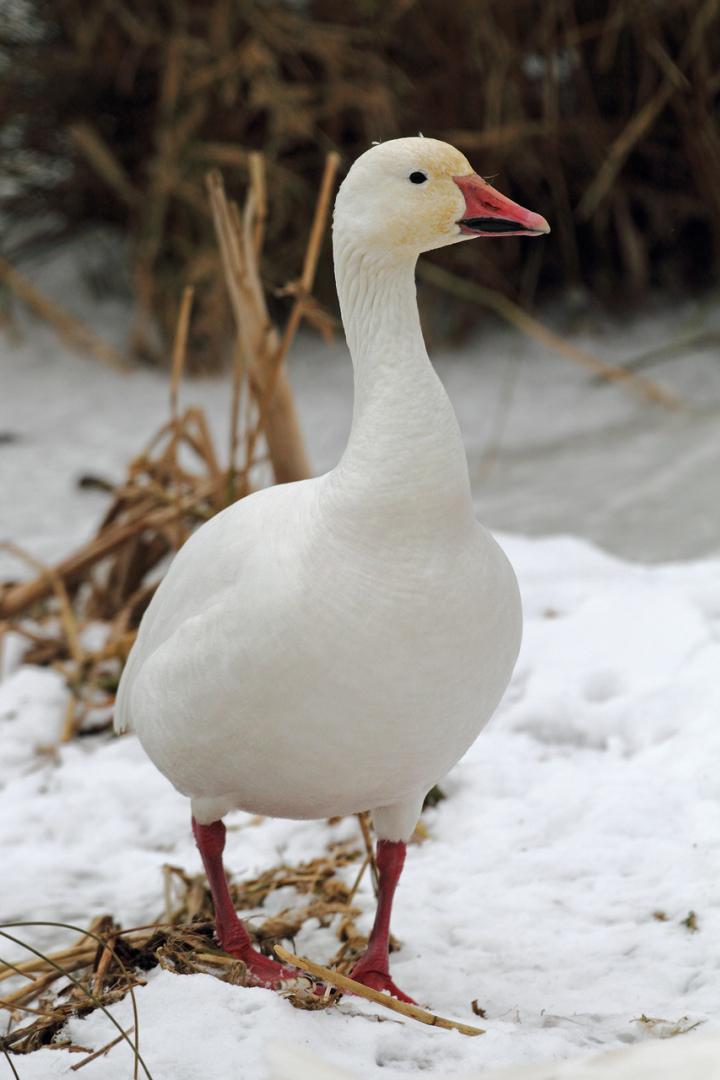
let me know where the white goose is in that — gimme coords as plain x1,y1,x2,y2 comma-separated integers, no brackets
115,137,549,1001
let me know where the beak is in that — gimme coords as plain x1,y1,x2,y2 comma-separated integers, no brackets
453,173,550,238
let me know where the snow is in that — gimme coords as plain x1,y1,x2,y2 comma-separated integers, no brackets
2,256,720,1076
267,1035,720,1079
2,536,719,1077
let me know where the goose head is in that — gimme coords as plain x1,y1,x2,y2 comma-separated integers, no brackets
334,136,549,258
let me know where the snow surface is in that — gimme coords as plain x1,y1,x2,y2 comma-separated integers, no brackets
2,534,719,1078
2,253,719,1076
267,1037,720,1080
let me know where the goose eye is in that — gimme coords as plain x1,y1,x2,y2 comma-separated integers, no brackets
409,171,428,185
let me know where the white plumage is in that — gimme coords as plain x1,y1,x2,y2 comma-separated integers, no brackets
117,469,519,836
115,137,548,995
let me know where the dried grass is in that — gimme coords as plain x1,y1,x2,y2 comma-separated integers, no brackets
0,256,127,371
0,153,338,731
0,818,439,1065
1,1,718,368
273,945,484,1036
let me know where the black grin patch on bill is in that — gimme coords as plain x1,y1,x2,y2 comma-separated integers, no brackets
459,217,535,233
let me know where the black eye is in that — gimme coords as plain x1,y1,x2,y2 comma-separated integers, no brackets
409,171,428,184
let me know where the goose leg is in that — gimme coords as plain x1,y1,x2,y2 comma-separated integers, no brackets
349,839,416,1003
192,816,297,988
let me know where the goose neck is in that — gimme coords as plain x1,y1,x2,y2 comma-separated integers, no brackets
328,232,474,533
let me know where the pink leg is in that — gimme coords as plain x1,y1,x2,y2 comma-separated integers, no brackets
350,839,416,1003
192,817,297,988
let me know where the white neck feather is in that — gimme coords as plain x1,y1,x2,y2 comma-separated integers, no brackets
327,230,474,536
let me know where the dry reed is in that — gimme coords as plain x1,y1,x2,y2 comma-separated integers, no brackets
273,945,484,1036
0,818,442,1064
0,153,337,734
1,0,717,368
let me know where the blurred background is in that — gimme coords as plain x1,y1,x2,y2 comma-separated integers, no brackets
1,0,719,607
3,0,719,350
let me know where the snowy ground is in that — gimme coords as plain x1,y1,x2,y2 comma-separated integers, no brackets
2,536,719,1078
1,253,720,1077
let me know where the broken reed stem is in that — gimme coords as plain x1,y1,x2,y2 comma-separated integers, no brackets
0,945,97,986
0,999,53,1018
227,158,267,484
248,152,267,260
356,813,379,896
70,1026,135,1072
92,934,117,995
205,170,252,488
238,151,339,473
346,854,371,905
169,285,194,422
0,541,84,664
206,164,312,485
167,291,198,548
418,262,684,409
68,123,139,207
227,337,246,494
272,151,341,380
1,969,70,1009
0,475,223,619
274,946,484,1037
0,255,128,370
60,693,78,743
578,80,677,220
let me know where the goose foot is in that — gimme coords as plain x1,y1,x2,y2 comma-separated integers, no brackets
223,941,300,989
192,816,302,990
348,961,417,1004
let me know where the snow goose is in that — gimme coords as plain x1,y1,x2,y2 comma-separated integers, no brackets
115,137,549,1001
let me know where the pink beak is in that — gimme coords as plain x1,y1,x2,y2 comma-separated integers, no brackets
453,173,550,238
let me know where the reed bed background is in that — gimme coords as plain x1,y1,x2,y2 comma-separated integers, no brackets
1,0,718,368
0,150,339,728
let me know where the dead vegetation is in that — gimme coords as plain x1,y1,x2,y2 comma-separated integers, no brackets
1,0,718,368
0,815,466,1072
0,153,340,732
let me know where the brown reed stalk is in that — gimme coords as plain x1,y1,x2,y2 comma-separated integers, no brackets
70,1026,135,1072
2,0,718,355
0,478,222,620
0,256,128,371
0,184,319,720
68,123,139,208
207,166,314,485
169,286,194,422
274,945,485,1036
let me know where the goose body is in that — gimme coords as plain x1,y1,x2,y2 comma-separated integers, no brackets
118,472,520,836
115,137,548,996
